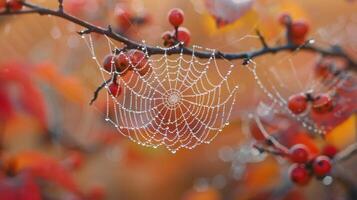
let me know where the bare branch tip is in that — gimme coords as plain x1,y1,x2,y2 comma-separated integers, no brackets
255,29,268,49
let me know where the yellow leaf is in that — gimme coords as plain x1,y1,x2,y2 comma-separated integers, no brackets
325,114,356,149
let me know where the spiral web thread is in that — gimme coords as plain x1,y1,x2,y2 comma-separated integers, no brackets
82,35,239,153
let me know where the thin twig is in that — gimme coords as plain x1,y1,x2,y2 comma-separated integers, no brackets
253,144,287,157
334,143,357,162
254,114,290,154
89,78,113,105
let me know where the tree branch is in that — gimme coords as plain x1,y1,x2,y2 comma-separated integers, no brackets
0,1,355,70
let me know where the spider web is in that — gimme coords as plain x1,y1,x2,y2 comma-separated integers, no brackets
80,22,354,153
82,35,239,153
244,40,354,136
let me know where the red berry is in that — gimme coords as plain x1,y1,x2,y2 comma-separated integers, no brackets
278,13,291,25
168,8,184,27
161,31,172,40
116,53,130,74
114,6,132,32
127,50,146,66
177,27,191,46
161,31,175,47
313,156,332,177
102,54,117,72
291,36,306,45
288,93,308,115
289,164,311,185
291,20,309,39
312,93,333,113
127,50,149,76
290,20,309,45
289,144,310,164
108,82,121,97
322,145,338,158
315,61,332,78
7,0,23,11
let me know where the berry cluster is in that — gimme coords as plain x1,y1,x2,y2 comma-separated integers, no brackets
102,50,149,97
0,0,23,11
288,144,337,185
161,8,191,47
278,13,310,45
288,92,334,115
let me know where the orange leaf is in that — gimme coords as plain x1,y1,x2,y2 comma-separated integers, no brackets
35,62,88,104
56,76,87,104
245,157,280,190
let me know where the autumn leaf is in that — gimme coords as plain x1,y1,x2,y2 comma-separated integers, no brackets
325,114,356,149
244,157,280,190
0,62,47,129
182,187,221,200
0,172,41,200
202,0,307,39
34,62,88,104
0,86,14,120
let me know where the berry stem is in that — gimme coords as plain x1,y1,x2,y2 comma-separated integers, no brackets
285,16,294,45
174,26,179,43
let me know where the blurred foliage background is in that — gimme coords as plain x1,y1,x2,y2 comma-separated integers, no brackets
0,0,356,199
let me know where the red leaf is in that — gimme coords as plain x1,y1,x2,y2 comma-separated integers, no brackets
0,62,47,129
0,86,14,120
10,151,80,195
0,172,42,200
